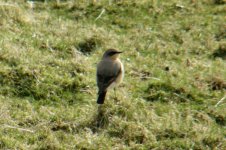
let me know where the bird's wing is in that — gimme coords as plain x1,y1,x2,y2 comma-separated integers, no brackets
97,61,121,93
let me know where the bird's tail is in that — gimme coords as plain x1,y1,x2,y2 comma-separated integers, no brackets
97,91,107,104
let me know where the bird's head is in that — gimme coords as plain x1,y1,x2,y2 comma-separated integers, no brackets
103,49,123,60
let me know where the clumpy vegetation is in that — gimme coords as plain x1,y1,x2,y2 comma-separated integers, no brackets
212,42,226,59
0,0,225,149
144,81,203,103
77,36,102,54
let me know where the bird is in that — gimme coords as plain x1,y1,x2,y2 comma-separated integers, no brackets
96,49,124,104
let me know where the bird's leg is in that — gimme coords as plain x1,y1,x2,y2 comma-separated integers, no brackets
97,104,103,128
98,104,102,113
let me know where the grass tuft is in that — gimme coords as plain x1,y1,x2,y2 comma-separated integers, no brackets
212,42,226,60
144,81,203,103
77,36,102,54
208,76,226,90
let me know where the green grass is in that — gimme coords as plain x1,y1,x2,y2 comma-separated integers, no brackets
0,0,225,149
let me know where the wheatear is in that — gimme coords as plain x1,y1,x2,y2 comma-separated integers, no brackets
96,49,124,104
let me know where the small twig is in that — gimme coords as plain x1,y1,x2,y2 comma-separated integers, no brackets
2,124,34,133
173,93,189,101
215,95,226,107
150,77,161,81
95,8,105,21
175,4,185,9
0,3,18,8
27,1,34,9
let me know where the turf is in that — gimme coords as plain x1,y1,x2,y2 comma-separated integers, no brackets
0,0,225,149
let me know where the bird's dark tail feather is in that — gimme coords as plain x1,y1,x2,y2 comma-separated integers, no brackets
97,91,107,104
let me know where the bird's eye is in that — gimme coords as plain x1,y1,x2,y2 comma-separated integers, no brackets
109,52,116,56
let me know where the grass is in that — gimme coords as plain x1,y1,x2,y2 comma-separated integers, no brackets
0,0,225,149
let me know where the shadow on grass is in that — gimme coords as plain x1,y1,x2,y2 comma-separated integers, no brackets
64,105,112,134
144,81,204,104
49,107,110,134
76,36,102,55
212,43,226,60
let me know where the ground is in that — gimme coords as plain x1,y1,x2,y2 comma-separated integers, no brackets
0,0,225,149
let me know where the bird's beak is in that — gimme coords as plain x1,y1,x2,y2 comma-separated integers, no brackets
117,51,123,54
